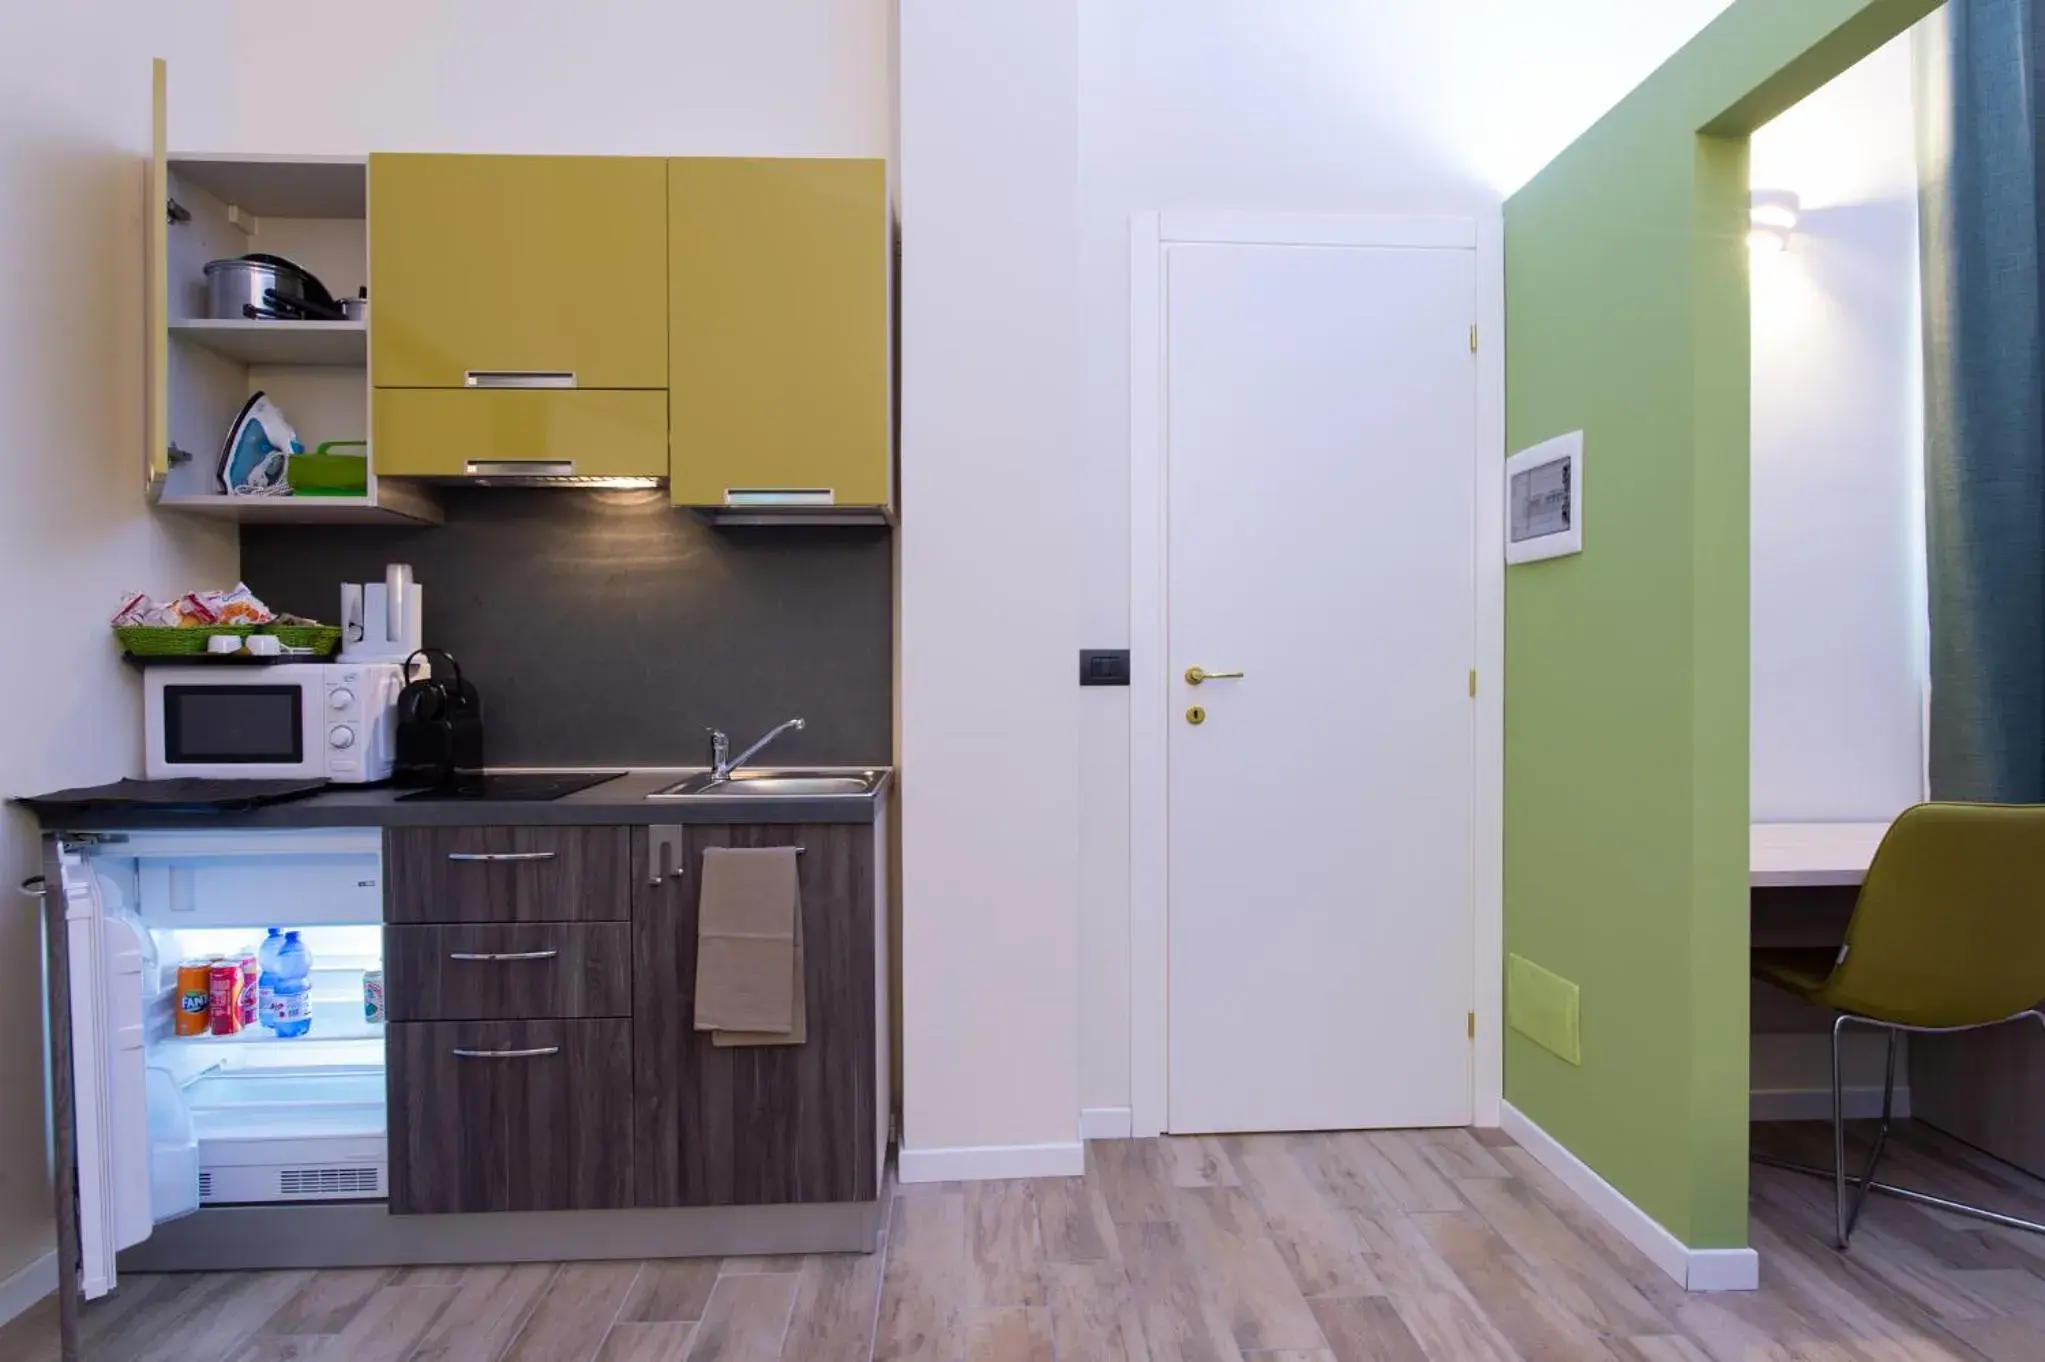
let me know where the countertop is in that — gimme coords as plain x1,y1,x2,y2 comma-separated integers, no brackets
28,768,892,832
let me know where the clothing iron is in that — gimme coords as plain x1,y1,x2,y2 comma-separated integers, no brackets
217,391,303,495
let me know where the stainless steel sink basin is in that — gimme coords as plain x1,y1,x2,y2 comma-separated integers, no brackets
646,769,884,800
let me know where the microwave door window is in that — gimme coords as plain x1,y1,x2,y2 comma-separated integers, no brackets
163,686,305,764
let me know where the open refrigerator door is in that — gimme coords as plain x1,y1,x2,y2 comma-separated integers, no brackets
55,840,193,1302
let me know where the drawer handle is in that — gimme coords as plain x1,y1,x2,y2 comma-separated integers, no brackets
451,1046,560,1060
464,370,577,389
722,488,836,508
448,950,559,963
465,460,576,477
446,852,556,863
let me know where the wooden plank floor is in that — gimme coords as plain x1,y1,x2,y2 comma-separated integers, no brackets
6,1123,2045,1361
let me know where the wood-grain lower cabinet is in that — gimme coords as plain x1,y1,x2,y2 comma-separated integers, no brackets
388,1018,632,1214
632,824,879,1207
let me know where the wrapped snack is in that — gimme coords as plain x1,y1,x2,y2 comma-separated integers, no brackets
111,593,158,627
209,583,274,626
171,593,220,627
111,593,181,627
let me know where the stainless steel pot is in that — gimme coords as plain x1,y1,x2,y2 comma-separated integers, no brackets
204,257,302,320
202,254,340,321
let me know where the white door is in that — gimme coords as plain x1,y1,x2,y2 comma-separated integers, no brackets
1165,238,1477,1134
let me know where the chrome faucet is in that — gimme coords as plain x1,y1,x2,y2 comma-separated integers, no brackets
705,717,806,783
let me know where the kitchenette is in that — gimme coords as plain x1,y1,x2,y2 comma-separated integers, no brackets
18,62,897,1351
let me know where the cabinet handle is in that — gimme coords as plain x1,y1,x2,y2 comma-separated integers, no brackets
464,370,576,389
465,460,576,478
446,851,556,863
451,1046,559,1060
448,950,559,963
722,488,836,507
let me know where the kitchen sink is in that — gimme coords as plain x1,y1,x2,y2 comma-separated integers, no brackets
646,769,884,800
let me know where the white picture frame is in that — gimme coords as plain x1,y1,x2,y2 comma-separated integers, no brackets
1505,431,1583,564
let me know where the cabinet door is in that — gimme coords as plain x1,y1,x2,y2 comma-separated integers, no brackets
669,158,891,510
388,1019,632,1213
144,58,169,500
370,154,668,389
633,824,879,1207
372,388,667,479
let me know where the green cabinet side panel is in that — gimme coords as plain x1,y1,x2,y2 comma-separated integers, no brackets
1501,0,1938,1250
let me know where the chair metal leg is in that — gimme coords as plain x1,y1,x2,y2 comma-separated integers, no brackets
1841,1024,1898,1245
1832,1014,1849,1248
1755,1008,2045,1248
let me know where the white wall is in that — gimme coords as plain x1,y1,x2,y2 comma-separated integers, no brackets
179,0,892,157
896,0,1083,1171
1074,0,1740,1120
1749,33,1927,825
0,2,241,1300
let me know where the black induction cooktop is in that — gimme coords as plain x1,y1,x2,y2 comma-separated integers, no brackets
397,772,624,803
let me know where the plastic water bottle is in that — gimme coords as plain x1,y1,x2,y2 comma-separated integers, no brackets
271,931,314,1039
256,928,284,1032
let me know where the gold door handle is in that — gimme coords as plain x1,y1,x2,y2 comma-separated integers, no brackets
1185,667,1245,686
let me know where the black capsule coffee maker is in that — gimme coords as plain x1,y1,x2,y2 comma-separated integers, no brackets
393,648,484,791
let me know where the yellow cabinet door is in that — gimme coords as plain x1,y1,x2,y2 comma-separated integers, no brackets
373,389,668,479
145,58,169,499
669,158,891,509
371,155,668,389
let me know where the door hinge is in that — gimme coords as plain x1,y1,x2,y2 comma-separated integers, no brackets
1468,1011,1477,1039
1468,669,1477,698
1469,324,1479,353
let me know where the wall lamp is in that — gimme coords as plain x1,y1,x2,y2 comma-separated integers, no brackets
1749,190,1801,252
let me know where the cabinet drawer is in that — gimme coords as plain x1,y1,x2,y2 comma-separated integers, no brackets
388,1019,632,1214
372,388,668,479
385,827,631,924
385,924,630,1021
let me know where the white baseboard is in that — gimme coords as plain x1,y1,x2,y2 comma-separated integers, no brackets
1751,1085,1910,1123
898,1140,1085,1184
1080,1107,1133,1141
0,1251,55,1331
1500,1101,1758,1293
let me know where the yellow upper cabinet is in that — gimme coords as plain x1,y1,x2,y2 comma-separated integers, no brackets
370,154,668,389
669,158,891,512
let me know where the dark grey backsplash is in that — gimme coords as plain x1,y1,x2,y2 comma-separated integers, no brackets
240,490,893,768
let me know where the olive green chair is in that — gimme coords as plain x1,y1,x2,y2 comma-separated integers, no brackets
1752,802,2045,1249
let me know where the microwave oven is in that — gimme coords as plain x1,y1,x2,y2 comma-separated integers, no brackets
143,662,407,783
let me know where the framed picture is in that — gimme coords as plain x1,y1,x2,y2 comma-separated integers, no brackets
1505,431,1583,564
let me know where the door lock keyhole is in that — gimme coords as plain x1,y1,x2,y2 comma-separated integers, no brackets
1186,705,1206,725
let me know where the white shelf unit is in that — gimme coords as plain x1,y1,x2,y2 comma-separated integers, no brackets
155,482,442,525
170,318,366,366
157,150,437,526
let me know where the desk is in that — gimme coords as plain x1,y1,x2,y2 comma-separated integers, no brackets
1750,822,1890,888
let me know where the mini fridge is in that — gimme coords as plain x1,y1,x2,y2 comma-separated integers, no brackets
52,828,385,1300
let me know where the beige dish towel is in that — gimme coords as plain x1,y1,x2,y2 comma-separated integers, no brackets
693,846,806,1046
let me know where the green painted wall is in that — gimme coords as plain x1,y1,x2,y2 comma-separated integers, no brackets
1502,0,1938,1249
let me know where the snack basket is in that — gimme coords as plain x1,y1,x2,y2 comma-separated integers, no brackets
114,625,344,658
114,625,258,657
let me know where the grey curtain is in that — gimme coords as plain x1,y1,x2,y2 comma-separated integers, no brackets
1915,2,2045,801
